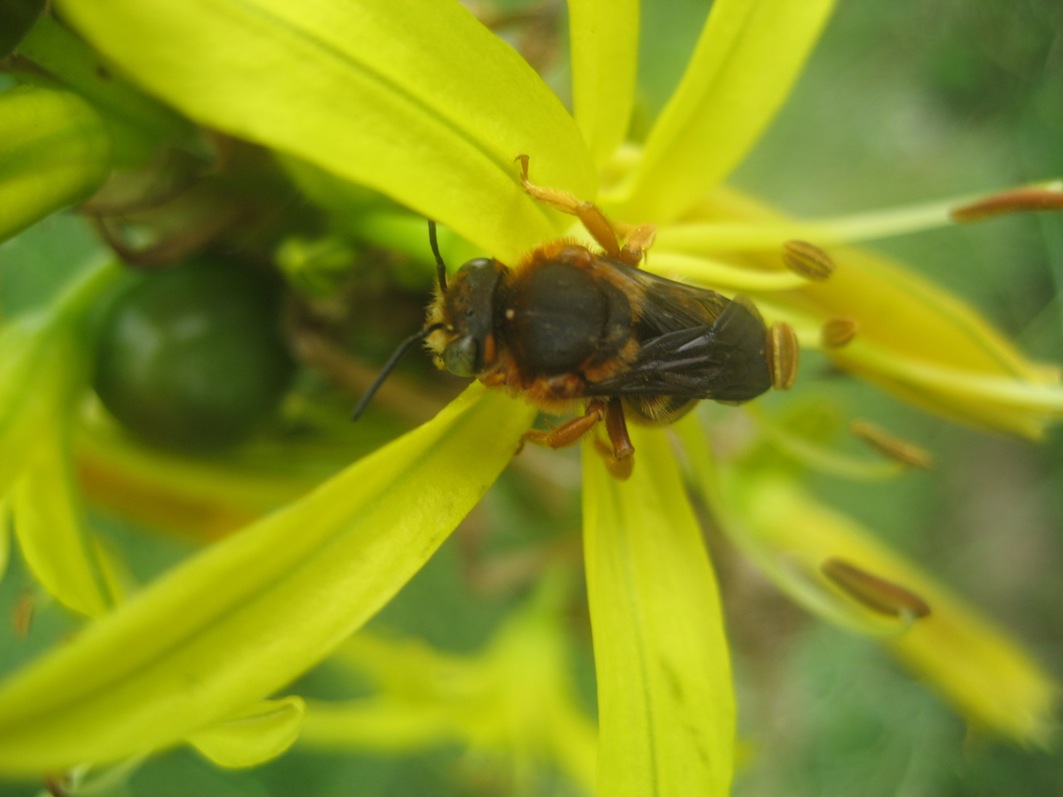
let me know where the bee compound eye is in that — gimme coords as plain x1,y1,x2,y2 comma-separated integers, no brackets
442,335,481,377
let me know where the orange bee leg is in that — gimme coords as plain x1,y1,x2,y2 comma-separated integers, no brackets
518,398,608,453
594,397,635,480
516,154,624,261
615,222,657,268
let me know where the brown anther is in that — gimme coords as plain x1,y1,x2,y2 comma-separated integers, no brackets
950,184,1063,222
821,317,859,349
782,239,835,281
766,322,799,390
850,420,933,469
821,557,931,619
12,592,34,637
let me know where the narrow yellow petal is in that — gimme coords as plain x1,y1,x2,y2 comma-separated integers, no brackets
55,0,595,262
583,427,733,797
0,86,111,243
187,697,306,769
300,699,456,752
13,433,112,618
683,422,1057,746
0,316,67,495
616,0,835,221
0,385,534,775
16,17,192,163
302,578,598,792
653,181,1063,253
0,500,10,580
657,185,1062,437
568,0,639,167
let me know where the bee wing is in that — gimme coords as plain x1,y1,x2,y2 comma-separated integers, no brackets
586,299,772,402
620,264,731,332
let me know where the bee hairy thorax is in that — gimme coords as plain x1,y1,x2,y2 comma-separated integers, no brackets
494,244,635,395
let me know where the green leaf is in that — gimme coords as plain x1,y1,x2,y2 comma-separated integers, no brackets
615,0,835,221
568,0,639,168
187,696,306,768
0,85,111,241
0,385,534,775
54,0,597,262
582,427,734,797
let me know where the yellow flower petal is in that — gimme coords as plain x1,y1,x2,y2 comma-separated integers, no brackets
187,696,306,769
656,185,1062,437
583,427,733,797
17,16,192,164
13,431,112,618
0,85,111,244
55,0,596,262
682,419,1058,746
0,385,534,776
302,577,597,792
0,315,73,495
615,0,835,221
568,0,639,168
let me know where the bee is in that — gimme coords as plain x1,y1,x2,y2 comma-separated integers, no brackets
354,156,798,478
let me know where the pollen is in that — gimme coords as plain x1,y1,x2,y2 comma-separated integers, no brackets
782,239,835,281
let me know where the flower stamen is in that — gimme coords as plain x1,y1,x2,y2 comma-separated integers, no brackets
782,239,835,281
821,317,859,349
767,322,800,390
649,251,810,292
821,557,931,619
850,420,933,469
950,182,1063,222
12,593,35,638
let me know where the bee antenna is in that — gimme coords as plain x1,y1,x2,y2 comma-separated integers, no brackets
351,323,445,421
428,220,448,292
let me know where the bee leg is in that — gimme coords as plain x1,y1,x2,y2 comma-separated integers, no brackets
596,397,635,479
516,154,623,260
518,399,608,452
615,222,657,268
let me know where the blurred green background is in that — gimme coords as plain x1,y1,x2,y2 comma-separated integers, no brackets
1,0,1061,795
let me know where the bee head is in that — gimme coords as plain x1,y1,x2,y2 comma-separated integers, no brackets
352,223,508,422
435,258,503,377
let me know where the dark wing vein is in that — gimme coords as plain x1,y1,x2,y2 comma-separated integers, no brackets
585,276,773,402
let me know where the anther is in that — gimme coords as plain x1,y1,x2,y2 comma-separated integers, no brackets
822,557,931,619
782,240,835,281
850,420,933,469
950,183,1063,222
767,322,799,390
821,317,859,349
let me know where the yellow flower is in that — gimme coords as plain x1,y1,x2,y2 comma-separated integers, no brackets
0,0,1058,794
